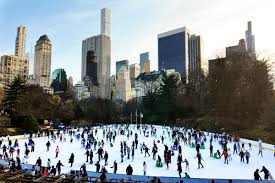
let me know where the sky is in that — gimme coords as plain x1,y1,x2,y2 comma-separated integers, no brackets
0,0,275,83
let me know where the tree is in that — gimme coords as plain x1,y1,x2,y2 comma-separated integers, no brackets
22,115,39,133
3,75,26,115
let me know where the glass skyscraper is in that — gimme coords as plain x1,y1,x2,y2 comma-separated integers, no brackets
140,52,150,73
116,60,129,77
158,27,189,79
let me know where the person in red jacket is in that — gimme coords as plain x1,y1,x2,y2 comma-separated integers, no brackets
222,150,229,164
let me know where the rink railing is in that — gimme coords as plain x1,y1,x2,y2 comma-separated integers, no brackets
70,170,275,183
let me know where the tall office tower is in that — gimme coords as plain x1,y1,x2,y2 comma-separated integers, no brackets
188,35,203,80
26,49,34,75
129,63,140,88
116,60,129,77
158,27,190,79
245,21,256,59
140,52,150,73
101,8,111,37
34,35,52,89
0,55,29,86
15,25,26,58
51,68,67,92
86,50,97,83
116,66,132,102
67,76,74,88
81,8,111,99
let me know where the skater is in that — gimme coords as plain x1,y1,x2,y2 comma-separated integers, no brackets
104,151,108,165
96,147,103,161
144,146,150,157
120,149,124,163
69,153,74,167
55,146,60,158
47,159,51,171
131,146,135,161
196,153,204,169
84,149,90,162
184,172,191,178
89,150,93,164
245,150,250,164
126,164,133,175
152,144,158,160
183,158,189,171
254,169,262,180
221,150,229,164
239,150,245,163
46,141,51,151
110,161,118,174
177,162,182,177
210,144,213,157
35,157,42,172
50,166,57,176
95,161,100,172
56,160,64,175
260,166,270,180
143,161,147,176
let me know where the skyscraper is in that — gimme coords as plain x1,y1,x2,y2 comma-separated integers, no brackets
245,21,256,59
101,8,111,37
129,63,140,88
26,49,34,75
81,8,111,99
51,68,67,92
188,35,203,80
116,60,129,77
86,50,97,83
226,39,247,57
140,52,150,73
34,35,52,89
15,25,26,58
158,27,190,79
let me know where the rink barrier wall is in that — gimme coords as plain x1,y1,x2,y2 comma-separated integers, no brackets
71,170,275,183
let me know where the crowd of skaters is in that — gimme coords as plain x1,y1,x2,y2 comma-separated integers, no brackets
0,124,273,181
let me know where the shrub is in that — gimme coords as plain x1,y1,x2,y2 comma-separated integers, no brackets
22,115,39,133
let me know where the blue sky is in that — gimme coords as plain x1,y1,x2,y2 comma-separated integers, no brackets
1,0,275,83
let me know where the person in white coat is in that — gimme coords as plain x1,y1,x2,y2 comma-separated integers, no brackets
143,161,147,176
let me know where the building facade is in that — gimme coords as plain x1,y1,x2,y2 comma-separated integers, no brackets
158,27,190,79
116,60,129,77
34,35,52,89
245,21,256,59
51,68,67,92
116,66,133,102
72,81,90,101
188,35,203,80
140,52,150,73
15,25,26,58
81,8,111,99
0,55,29,86
226,39,247,57
129,63,140,88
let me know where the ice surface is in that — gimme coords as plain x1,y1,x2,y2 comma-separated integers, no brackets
2,125,274,180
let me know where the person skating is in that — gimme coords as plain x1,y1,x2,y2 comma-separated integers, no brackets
89,150,93,164
177,162,182,177
143,161,147,176
254,169,262,180
55,146,60,158
120,149,124,163
35,157,42,172
69,153,74,167
184,172,191,178
258,143,263,157
152,144,158,160
50,165,56,176
177,154,183,164
260,166,270,180
96,147,103,161
110,160,117,174
183,158,189,171
210,144,213,157
47,159,51,171
221,150,229,164
126,164,133,175
46,141,51,151
144,146,150,157
104,151,108,165
95,161,100,172
245,150,250,164
56,160,64,175
196,153,204,169
239,150,245,163
84,149,90,162
131,146,135,161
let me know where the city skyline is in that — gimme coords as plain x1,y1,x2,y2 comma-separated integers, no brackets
0,0,275,82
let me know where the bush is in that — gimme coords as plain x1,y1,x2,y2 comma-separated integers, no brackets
22,115,39,133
